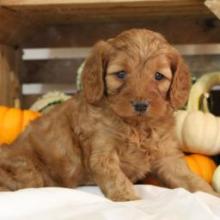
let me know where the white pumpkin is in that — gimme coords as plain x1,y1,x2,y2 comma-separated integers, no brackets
212,165,220,193
187,72,220,112
175,110,220,155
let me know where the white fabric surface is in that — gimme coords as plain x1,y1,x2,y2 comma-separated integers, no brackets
0,185,220,220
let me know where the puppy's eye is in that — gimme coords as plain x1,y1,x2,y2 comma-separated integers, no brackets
115,71,127,79
155,72,165,81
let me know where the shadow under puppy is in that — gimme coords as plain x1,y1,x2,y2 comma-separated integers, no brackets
0,29,217,201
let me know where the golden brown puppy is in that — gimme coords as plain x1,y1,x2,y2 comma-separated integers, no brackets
0,29,217,201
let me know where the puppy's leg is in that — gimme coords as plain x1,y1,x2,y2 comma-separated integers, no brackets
153,156,218,196
0,148,44,191
89,148,139,201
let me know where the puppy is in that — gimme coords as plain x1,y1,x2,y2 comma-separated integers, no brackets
0,29,217,201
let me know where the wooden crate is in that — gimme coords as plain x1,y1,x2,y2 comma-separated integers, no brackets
0,0,220,107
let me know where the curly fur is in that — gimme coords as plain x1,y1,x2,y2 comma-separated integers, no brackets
0,29,217,201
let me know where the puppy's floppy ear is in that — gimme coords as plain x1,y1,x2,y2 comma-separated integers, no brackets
82,41,110,104
169,53,191,109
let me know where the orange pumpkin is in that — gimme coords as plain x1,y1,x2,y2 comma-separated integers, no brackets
0,106,41,144
184,154,216,184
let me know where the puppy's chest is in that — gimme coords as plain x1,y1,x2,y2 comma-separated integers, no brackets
117,128,160,180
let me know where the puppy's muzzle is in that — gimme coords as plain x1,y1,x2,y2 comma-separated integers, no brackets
132,101,149,113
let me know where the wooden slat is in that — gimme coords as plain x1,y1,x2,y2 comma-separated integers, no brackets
22,44,220,61
23,48,90,60
0,45,22,106
0,0,216,46
205,0,220,19
0,0,212,23
0,0,209,7
12,7,211,24
0,6,41,46
22,83,76,95
23,16,220,48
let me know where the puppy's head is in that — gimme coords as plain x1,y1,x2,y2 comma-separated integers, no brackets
82,29,190,121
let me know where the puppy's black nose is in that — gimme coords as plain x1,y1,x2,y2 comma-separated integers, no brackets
133,101,148,113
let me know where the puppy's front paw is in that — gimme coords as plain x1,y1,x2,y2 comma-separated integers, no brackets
108,191,141,202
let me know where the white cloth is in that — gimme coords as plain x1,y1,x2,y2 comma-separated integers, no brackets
0,185,220,220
